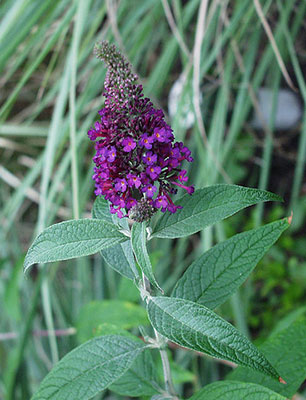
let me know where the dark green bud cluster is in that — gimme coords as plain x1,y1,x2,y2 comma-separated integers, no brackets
128,197,157,222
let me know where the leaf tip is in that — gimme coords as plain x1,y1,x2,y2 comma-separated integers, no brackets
278,376,287,384
23,258,30,274
23,263,32,275
288,211,293,225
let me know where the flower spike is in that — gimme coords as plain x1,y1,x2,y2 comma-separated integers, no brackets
88,41,194,222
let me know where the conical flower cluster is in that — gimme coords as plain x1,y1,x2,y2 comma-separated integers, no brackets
88,41,194,221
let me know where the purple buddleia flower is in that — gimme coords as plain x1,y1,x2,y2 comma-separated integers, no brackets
142,152,157,165
154,195,168,209
178,170,188,182
153,127,174,143
139,133,154,149
146,165,161,180
88,41,194,222
126,173,141,188
106,146,116,162
122,137,136,152
114,178,127,192
142,184,157,198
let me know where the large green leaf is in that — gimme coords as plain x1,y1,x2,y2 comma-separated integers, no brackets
147,297,281,380
228,320,306,397
31,335,146,400
131,222,162,291
172,218,289,309
81,323,160,397
152,185,282,239
24,219,128,271
76,300,149,344
188,381,286,399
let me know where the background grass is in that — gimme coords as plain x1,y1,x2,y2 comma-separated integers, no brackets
0,0,305,398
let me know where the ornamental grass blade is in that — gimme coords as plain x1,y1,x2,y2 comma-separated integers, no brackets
31,335,146,400
147,297,282,381
152,185,282,239
172,218,290,309
188,381,286,400
131,222,162,291
24,219,128,272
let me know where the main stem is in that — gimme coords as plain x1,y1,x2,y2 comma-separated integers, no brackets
154,328,178,398
141,273,177,398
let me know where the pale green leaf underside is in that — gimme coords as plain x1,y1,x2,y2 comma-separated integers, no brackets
189,381,286,400
148,297,280,380
110,348,160,397
228,320,306,397
152,185,282,239
92,196,129,230
131,222,162,291
92,196,137,280
172,218,289,309
101,240,137,280
24,219,128,271
92,196,113,223
31,335,146,400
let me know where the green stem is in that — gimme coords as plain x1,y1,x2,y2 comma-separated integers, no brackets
156,330,178,399
139,269,177,398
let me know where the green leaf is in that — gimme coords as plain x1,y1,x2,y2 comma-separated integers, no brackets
147,297,281,381
270,305,306,337
188,381,286,400
92,323,133,338
131,222,162,291
31,335,146,400
92,197,138,280
118,277,140,302
92,195,113,223
172,218,289,309
87,323,160,397
76,300,149,344
152,185,282,239
101,241,138,280
228,320,306,397
24,219,128,272
92,195,129,230
110,348,160,397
